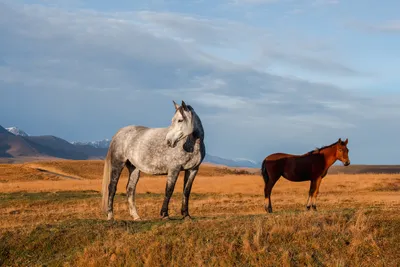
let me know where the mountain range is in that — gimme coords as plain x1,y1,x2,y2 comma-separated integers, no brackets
0,126,260,167
0,125,107,160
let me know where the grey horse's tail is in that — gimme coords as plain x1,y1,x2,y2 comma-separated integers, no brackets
261,159,269,184
101,149,112,213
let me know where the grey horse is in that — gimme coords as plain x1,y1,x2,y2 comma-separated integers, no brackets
101,100,206,221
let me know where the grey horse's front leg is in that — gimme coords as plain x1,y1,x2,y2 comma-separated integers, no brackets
181,168,199,220
160,168,180,219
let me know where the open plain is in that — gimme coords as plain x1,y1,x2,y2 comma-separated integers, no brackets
0,160,399,266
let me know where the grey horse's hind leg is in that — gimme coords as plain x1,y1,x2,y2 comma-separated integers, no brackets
181,168,198,220
107,162,124,220
126,162,141,221
160,168,180,219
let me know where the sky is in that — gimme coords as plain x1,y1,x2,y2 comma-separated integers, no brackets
1,0,400,164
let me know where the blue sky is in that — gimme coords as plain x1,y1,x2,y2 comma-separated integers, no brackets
1,0,400,164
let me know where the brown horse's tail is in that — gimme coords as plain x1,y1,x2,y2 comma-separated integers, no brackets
261,159,269,183
101,149,112,214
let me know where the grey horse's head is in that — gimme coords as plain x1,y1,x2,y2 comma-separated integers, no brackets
166,100,194,148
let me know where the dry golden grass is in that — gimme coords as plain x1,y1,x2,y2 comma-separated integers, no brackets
0,160,399,266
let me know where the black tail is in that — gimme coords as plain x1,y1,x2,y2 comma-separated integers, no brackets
261,160,269,183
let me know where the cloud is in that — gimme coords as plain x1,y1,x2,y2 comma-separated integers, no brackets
346,19,400,34
231,0,338,9
137,11,269,47
0,2,399,164
230,0,279,5
263,51,360,76
367,20,400,33
286,8,304,15
311,0,340,6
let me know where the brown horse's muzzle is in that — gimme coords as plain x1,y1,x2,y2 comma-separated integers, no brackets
344,160,350,166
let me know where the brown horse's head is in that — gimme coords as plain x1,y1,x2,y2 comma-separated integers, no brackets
336,138,350,166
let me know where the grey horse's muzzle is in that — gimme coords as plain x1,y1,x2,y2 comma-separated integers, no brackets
166,132,186,148
166,139,178,148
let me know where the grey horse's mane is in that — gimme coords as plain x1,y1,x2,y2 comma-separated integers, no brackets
186,105,204,141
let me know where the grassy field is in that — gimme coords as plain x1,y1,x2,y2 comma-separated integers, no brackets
0,160,399,266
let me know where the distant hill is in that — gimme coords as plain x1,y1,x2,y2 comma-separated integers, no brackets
0,125,107,160
23,136,90,160
0,125,39,157
328,164,400,174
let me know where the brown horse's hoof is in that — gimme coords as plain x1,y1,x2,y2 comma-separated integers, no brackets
264,205,273,213
306,206,311,211
312,205,317,211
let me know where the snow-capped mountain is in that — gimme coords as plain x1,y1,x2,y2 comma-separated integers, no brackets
6,127,29,137
72,139,111,149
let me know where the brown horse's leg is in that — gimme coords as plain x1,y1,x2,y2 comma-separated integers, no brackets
311,177,322,210
264,175,279,213
306,179,317,210
306,177,322,210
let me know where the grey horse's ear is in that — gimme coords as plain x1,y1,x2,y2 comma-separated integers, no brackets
181,100,188,111
173,100,180,110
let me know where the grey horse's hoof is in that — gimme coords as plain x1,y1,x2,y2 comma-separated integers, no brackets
107,212,114,221
133,217,142,221
160,210,169,220
182,215,192,221
161,216,170,220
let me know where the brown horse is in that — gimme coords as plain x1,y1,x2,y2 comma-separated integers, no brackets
261,138,350,213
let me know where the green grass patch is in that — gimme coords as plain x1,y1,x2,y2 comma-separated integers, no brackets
0,191,100,208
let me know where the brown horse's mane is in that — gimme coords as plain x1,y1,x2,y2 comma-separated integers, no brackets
306,140,343,155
